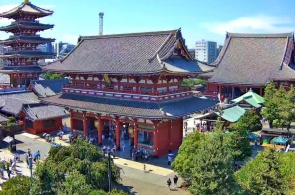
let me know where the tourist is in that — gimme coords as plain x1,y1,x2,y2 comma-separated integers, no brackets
6,166,11,179
167,178,172,190
168,151,174,166
173,175,179,188
143,164,146,172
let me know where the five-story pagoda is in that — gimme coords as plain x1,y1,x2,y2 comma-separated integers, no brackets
0,0,55,88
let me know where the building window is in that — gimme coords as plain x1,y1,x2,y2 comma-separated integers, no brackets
26,119,33,129
43,119,55,128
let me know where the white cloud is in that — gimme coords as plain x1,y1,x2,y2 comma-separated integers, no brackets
204,15,295,35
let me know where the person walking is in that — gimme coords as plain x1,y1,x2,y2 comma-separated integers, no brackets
143,164,146,173
173,175,179,188
167,178,172,190
7,167,11,179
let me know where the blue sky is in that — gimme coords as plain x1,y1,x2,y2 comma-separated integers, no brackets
0,0,294,48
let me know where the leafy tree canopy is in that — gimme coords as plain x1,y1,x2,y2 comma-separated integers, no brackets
181,78,207,87
236,110,262,132
43,72,62,80
31,139,122,194
235,148,286,195
0,175,31,195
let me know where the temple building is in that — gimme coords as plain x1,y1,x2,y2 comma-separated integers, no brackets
43,29,217,156
204,33,295,99
0,0,55,88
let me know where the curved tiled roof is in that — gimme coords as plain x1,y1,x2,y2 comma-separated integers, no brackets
209,32,295,85
44,29,213,74
0,36,55,44
24,105,69,121
0,22,54,31
41,93,218,119
30,79,71,97
0,2,53,18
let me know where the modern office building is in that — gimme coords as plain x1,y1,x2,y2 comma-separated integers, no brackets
195,40,217,64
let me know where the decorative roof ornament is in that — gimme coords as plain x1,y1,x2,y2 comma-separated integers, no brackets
24,0,30,4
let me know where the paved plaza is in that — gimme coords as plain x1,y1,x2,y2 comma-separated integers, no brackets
0,132,188,194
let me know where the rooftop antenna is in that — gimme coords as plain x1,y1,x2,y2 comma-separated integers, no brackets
99,12,104,35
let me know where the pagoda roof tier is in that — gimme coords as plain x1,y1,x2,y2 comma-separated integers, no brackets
1,51,54,58
0,21,54,32
209,32,295,85
0,2,53,19
41,93,218,119
0,36,55,44
44,29,214,74
0,65,42,73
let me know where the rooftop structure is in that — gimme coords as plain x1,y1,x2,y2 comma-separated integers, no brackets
205,32,295,99
43,29,217,156
30,78,71,97
0,0,55,88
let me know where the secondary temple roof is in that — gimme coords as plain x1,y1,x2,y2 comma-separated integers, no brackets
23,105,69,121
0,1,53,18
41,93,218,119
0,22,54,31
209,32,295,85
30,79,71,97
44,29,214,74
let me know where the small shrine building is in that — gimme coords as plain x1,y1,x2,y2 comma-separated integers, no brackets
42,29,217,156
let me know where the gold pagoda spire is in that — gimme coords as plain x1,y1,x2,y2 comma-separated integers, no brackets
24,0,30,4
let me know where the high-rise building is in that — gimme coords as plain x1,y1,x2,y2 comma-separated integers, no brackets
195,40,217,64
54,42,75,59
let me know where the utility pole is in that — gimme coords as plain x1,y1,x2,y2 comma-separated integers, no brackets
108,151,112,192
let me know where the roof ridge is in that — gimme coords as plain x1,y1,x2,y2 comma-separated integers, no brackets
80,29,178,40
227,32,294,38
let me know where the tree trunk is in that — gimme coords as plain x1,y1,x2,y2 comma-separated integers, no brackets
269,120,273,128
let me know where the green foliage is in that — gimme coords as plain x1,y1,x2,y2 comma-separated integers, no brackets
0,175,31,195
6,116,16,127
279,152,295,194
108,189,130,195
32,139,122,194
189,130,238,194
227,123,253,162
262,82,295,129
172,131,205,183
181,78,207,87
236,110,262,132
44,72,62,80
235,148,285,195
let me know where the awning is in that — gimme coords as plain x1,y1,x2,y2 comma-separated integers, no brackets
3,136,14,143
248,132,259,140
232,89,265,104
271,136,289,145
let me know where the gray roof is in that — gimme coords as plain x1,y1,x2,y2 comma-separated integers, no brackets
30,79,71,97
0,21,54,31
209,32,295,85
0,114,8,122
0,91,40,116
0,66,42,73
41,93,218,118
0,2,53,18
0,36,55,44
44,29,213,74
24,105,69,121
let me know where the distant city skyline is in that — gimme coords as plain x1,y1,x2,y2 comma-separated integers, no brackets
0,0,294,48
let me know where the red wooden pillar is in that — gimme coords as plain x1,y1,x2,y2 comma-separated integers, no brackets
219,84,222,94
97,114,103,145
83,112,87,137
260,87,263,96
134,122,138,149
154,122,159,156
115,118,120,150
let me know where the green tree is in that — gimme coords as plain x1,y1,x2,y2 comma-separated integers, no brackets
32,139,122,194
172,131,205,183
262,82,279,128
189,131,238,195
235,148,285,195
181,78,207,87
0,175,31,195
236,110,262,132
279,152,295,194
44,72,62,80
227,122,253,163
